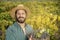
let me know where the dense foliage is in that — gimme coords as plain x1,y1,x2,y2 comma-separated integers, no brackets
0,1,60,40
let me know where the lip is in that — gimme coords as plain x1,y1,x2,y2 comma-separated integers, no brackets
18,18,24,19
20,18,23,19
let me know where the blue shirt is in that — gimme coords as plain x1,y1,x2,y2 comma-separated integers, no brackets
5,22,33,40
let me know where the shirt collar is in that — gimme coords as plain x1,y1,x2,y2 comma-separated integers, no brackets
14,22,27,28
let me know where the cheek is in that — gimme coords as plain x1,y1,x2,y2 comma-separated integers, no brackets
16,15,19,18
24,15,27,18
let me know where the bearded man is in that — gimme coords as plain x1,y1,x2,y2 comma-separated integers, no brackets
5,4,33,40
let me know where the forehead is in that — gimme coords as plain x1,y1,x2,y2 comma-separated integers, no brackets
17,10,25,12
15,9,27,13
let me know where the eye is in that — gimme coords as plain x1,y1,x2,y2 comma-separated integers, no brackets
17,13,21,15
22,13,25,15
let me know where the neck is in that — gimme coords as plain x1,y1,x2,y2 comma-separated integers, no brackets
17,22,25,28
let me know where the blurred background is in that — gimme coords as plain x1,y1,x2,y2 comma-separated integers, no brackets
0,0,60,40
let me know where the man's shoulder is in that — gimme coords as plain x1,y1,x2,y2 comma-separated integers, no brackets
6,23,17,36
26,24,33,31
6,23,16,31
26,24,32,29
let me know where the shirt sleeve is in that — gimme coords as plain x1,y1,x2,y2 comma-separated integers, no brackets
5,27,16,40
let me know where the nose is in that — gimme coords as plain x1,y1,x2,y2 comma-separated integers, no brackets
19,13,23,17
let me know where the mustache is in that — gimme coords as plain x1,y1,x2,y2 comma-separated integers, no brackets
18,17,24,19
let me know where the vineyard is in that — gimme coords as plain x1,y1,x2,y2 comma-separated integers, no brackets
0,1,60,40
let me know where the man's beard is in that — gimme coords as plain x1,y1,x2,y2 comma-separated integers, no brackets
15,17,26,23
